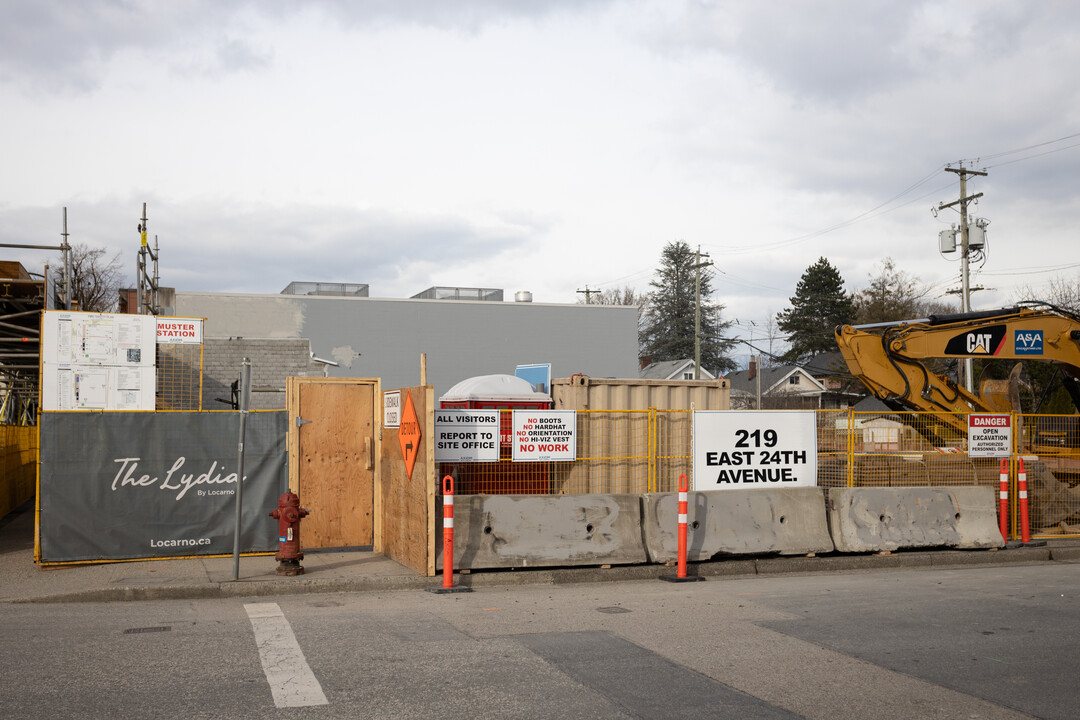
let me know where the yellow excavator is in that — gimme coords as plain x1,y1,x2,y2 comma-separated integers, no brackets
835,302,1080,529
835,302,1080,429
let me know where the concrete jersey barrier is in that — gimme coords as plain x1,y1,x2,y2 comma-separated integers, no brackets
827,486,1005,553
436,493,647,570
640,487,835,563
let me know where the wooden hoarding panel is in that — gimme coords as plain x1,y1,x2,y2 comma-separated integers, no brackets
380,385,435,576
287,377,379,549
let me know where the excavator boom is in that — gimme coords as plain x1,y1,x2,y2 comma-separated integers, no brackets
835,303,1080,436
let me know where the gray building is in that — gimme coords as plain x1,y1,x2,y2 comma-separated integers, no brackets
174,286,640,406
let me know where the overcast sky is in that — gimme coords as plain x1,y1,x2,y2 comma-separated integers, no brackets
2,0,1078,361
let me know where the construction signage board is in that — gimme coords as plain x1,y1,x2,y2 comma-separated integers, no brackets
434,410,499,462
156,317,203,344
41,310,157,411
38,411,287,563
397,391,422,478
693,410,817,490
512,410,576,462
383,390,401,428
968,414,1012,458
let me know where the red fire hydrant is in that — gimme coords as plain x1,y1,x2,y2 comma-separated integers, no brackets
269,492,310,576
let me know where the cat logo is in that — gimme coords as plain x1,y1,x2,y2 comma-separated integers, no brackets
966,333,993,354
943,324,1006,356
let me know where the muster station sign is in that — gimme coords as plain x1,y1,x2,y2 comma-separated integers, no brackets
693,410,817,489
435,410,499,462
512,410,576,462
156,317,203,344
968,414,1012,458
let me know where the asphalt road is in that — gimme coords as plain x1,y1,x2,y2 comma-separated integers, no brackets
2,562,1077,719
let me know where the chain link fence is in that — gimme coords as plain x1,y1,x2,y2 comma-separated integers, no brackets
441,408,1080,539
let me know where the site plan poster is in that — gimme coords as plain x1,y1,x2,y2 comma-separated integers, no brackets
41,310,157,411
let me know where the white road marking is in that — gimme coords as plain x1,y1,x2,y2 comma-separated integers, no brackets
244,602,329,708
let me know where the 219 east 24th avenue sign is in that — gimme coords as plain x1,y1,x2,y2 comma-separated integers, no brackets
693,411,817,489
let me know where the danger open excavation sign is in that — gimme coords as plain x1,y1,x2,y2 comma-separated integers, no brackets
968,414,1012,458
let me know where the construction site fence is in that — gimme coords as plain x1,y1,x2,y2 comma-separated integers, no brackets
0,425,37,519
439,408,1080,540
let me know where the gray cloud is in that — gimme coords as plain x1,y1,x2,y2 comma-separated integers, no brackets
0,197,544,298
0,0,612,93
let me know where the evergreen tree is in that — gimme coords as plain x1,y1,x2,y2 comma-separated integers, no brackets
639,241,737,375
777,257,856,364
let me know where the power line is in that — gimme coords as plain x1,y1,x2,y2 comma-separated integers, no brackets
979,262,1080,277
707,132,1080,258
985,140,1080,169
967,131,1080,164
704,177,955,256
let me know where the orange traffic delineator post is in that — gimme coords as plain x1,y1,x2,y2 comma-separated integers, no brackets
660,474,704,583
427,475,472,594
1018,457,1031,544
1005,457,1046,549
998,458,1009,542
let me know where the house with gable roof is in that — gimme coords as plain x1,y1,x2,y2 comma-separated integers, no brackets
638,358,716,381
724,360,827,409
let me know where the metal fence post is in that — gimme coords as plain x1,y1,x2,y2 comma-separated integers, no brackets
231,358,251,581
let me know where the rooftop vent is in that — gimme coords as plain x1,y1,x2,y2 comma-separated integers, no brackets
281,282,369,297
411,286,503,301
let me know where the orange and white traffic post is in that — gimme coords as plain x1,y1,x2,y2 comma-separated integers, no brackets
1018,457,1031,544
676,473,689,577
998,458,1009,542
660,473,704,583
427,474,473,594
442,474,455,588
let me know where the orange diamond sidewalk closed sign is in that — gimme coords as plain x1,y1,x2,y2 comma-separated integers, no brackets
397,391,422,479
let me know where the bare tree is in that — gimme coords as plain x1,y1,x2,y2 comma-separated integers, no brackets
578,286,645,307
854,258,927,324
1015,272,1080,315
59,243,126,312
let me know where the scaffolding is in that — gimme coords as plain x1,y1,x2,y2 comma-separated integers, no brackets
0,209,72,425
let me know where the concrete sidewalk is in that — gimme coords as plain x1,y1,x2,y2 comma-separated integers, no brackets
4,500,1080,604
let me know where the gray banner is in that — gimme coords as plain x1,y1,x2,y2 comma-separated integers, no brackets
39,411,288,562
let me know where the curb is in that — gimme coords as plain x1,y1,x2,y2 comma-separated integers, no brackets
12,545,1065,604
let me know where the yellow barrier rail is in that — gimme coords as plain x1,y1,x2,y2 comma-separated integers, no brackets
0,425,37,519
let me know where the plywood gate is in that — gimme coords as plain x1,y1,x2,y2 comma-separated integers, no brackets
287,377,380,549
379,385,436,576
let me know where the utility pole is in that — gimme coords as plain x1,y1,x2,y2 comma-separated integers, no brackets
576,286,599,304
938,165,986,393
692,246,713,380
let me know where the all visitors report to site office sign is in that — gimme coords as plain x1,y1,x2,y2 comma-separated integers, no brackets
693,411,817,489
